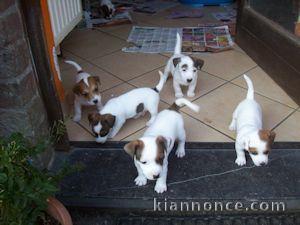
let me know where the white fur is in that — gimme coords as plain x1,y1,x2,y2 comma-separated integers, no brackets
131,98,200,193
229,75,269,166
65,60,103,122
162,33,199,98
94,72,165,143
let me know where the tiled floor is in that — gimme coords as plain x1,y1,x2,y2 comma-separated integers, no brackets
59,5,299,142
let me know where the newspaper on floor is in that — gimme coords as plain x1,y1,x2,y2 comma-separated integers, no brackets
123,26,234,53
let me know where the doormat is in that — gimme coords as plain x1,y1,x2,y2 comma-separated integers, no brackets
123,26,234,53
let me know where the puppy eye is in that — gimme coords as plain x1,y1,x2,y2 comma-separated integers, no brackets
141,161,147,164
83,93,88,97
94,87,99,92
182,69,186,72
193,69,197,72
264,150,269,155
251,152,258,155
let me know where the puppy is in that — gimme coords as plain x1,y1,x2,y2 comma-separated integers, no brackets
124,98,200,193
229,75,276,166
99,0,115,19
162,33,204,98
65,60,102,122
88,71,165,143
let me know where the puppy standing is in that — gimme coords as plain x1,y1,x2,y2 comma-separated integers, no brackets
99,0,115,19
88,71,166,143
124,98,200,193
162,33,204,98
65,60,102,122
229,75,276,166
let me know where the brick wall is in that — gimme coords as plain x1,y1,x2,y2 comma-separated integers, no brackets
0,0,52,167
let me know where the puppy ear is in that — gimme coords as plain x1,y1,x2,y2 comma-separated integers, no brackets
269,131,276,144
191,57,204,70
124,140,144,158
259,130,276,145
88,112,101,126
92,76,101,85
156,136,168,151
73,83,83,95
103,114,116,128
173,57,181,67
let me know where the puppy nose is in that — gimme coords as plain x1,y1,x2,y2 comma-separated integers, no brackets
153,174,159,179
187,78,192,83
93,99,98,104
260,162,267,166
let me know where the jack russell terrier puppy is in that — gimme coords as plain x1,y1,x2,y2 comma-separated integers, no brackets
162,33,204,98
88,71,165,143
99,0,115,19
65,60,102,122
124,98,200,193
229,75,276,167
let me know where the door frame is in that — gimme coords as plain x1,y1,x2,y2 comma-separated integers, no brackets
236,0,300,106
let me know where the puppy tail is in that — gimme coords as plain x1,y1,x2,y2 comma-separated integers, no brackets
175,98,200,113
65,60,83,72
244,74,254,100
153,70,166,93
174,33,182,55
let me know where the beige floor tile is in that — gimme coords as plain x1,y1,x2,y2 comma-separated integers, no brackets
103,24,133,40
274,111,300,141
129,69,225,104
232,67,298,109
100,83,135,103
61,29,126,60
200,50,256,80
60,62,123,92
181,83,294,138
123,113,232,142
92,51,167,81
66,120,94,141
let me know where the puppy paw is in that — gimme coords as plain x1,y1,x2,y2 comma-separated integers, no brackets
176,149,185,158
73,115,81,122
175,93,184,98
154,181,167,193
187,92,195,98
134,175,147,186
235,157,246,166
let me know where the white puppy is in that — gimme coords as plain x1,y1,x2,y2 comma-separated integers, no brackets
124,98,200,193
162,33,204,98
229,75,276,167
88,71,165,143
65,60,102,122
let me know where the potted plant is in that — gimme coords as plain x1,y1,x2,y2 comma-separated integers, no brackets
0,121,75,225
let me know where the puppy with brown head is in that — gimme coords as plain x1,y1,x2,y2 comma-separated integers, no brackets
88,71,166,143
124,98,200,193
65,60,102,122
229,75,276,166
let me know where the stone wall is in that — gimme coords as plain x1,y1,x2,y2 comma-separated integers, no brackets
0,0,52,167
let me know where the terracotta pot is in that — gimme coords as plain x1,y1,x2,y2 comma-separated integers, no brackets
46,197,73,225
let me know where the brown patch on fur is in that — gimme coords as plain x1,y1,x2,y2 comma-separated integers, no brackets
191,57,204,70
156,136,166,165
181,64,188,70
88,112,116,137
173,57,181,67
136,103,144,114
249,147,258,155
169,103,180,112
124,140,144,159
259,130,276,153
73,76,101,101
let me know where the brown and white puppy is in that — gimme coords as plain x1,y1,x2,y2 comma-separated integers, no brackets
88,71,166,143
99,0,115,19
229,75,276,166
65,60,102,122
162,33,204,98
124,98,200,193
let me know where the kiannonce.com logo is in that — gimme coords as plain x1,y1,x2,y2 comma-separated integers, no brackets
153,198,286,212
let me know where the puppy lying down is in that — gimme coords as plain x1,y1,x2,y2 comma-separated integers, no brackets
88,71,165,143
124,98,200,193
229,75,276,166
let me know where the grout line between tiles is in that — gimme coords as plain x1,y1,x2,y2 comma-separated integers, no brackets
229,81,298,110
272,107,300,131
120,126,147,141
